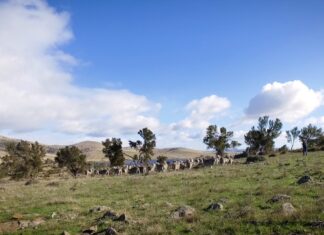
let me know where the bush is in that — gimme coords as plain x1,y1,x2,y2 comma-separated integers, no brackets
55,146,87,177
246,156,266,164
157,155,168,164
0,141,45,180
234,151,248,159
269,153,277,157
278,145,289,154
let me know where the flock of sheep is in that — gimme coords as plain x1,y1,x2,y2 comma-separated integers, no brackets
85,155,235,176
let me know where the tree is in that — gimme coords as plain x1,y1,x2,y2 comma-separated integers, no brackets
299,124,323,148
244,116,282,155
203,125,239,156
286,127,300,150
102,138,125,167
0,141,45,180
129,127,156,165
55,146,87,176
157,155,168,165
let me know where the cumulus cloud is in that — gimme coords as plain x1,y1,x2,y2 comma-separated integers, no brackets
171,95,230,130
0,0,160,136
245,80,323,122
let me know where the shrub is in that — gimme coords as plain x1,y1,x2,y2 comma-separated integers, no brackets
157,155,168,164
278,145,289,154
0,141,45,180
102,138,125,167
55,146,87,177
246,156,266,164
234,151,248,159
269,153,277,157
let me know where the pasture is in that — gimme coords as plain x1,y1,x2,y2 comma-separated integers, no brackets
0,151,323,235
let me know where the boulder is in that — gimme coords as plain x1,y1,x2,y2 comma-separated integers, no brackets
268,194,291,203
297,175,312,185
171,206,196,220
282,203,296,216
29,218,45,228
93,227,118,235
204,202,224,211
82,225,97,234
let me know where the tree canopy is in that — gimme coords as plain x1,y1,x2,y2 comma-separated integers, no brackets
55,146,87,176
102,138,125,167
245,116,282,154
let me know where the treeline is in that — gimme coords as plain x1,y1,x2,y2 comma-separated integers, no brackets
0,115,323,180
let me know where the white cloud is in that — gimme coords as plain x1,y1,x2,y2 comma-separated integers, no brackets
304,116,324,129
245,80,323,122
171,95,230,130
0,0,160,137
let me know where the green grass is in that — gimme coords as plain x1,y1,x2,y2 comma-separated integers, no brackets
0,152,323,235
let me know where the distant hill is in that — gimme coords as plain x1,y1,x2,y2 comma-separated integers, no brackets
0,135,213,162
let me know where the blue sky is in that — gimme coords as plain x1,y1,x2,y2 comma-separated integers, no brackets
0,0,323,149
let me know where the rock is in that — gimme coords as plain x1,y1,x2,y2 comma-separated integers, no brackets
25,179,38,186
94,227,118,235
18,220,30,229
268,194,291,203
82,225,97,234
204,202,224,211
307,221,324,228
50,212,57,219
29,218,45,228
0,221,19,233
171,205,196,220
113,213,127,222
282,203,297,216
297,175,312,184
11,213,24,220
89,206,109,213
100,211,118,221
61,231,70,235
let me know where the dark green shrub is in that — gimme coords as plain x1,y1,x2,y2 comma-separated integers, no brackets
246,156,266,164
55,146,87,177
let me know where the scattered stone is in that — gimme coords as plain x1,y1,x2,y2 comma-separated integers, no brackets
61,231,70,235
50,212,57,219
18,220,30,229
25,179,38,186
89,206,109,213
29,218,45,228
307,221,324,228
0,221,19,233
100,211,118,221
268,194,291,203
171,205,196,220
204,202,224,211
11,213,24,220
82,225,97,234
297,175,312,185
282,203,297,216
114,213,126,222
94,227,118,235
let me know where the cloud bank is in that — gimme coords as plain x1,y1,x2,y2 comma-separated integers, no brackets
245,80,323,122
0,0,160,137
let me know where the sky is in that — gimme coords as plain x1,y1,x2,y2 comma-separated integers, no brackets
0,0,323,149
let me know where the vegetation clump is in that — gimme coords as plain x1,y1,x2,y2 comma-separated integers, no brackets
102,138,125,167
55,146,87,176
0,140,45,180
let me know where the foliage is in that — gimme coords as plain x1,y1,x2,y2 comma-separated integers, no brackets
55,146,87,176
299,124,323,148
0,140,45,180
129,127,156,165
157,155,168,164
278,144,289,154
102,138,125,167
203,125,240,156
245,116,282,155
286,127,300,150
245,155,266,163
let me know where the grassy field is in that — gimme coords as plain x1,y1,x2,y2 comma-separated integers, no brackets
0,152,323,235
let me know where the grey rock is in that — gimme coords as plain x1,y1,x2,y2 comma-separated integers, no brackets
282,202,297,216
171,205,195,220
297,175,312,184
268,194,291,203
93,227,118,235
205,202,224,211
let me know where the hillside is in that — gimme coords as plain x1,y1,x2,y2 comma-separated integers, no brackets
0,136,212,161
0,151,323,234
